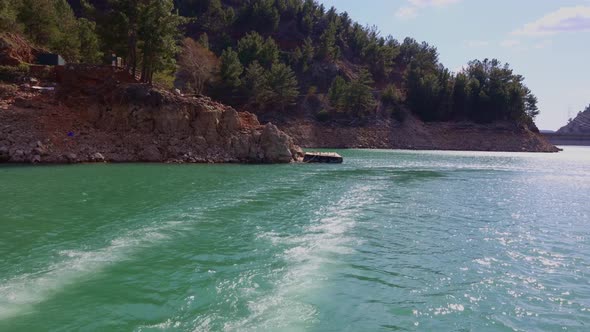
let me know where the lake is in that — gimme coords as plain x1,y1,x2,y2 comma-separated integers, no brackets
1,147,589,331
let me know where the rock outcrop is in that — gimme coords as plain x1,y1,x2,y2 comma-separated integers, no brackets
0,33,43,66
277,113,559,153
0,72,304,164
557,105,590,134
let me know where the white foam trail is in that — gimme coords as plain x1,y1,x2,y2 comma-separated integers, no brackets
0,220,185,320
219,185,376,332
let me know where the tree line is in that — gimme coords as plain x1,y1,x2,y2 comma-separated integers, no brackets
0,0,183,83
0,0,541,124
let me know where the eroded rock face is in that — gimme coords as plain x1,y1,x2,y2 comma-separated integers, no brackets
0,146,10,162
260,123,297,163
558,106,590,134
0,82,303,164
91,152,105,162
0,33,41,66
220,109,241,132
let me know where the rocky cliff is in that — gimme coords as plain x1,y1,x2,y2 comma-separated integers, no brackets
0,67,303,164
0,62,559,164
557,105,590,134
275,114,559,153
0,33,42,66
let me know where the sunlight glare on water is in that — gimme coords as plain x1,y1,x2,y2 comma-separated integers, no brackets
1,146,589,331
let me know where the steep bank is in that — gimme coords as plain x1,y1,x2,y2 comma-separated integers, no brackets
0,68,303,164
275,115,559,152
545,104,590,146
557,105,590,134
0,32,44,66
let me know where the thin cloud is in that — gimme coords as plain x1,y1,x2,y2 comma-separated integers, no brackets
512,6,590,36
396,0,461,19
534,40,553,49
396,6,418,19
409,0,461,6
465,40,490,48
499,39,532,52
500,39,521,48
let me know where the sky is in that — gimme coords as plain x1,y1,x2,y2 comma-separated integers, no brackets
317,0,590,130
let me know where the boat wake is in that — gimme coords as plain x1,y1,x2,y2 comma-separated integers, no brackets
0,219,188,320
219,184,377,332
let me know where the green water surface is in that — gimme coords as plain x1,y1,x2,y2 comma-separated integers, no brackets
1,147,590,331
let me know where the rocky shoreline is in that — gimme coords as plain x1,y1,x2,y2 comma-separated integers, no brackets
0,88,559,166
276,115,559,153
0,79,304,164
0,65,558,165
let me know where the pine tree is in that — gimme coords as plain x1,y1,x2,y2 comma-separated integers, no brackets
17,0,59,47
328,76,347,111
381,84,403,106
346,69,375,115
260,37,280,68
15,0,81,61
107,0,141,75
301,37,314,71
220,47,243,90
237,32,278,68
200,0,233,33
319,21,339,60
261,63,299,111
243,61,266,105
289,47,302,68
237,32,264,67
0,0,20,32
53,0,81,61
524,90,539,120
250,0,280,33
301,12,313,35
137,0,184,83
452,72,469,120
78,18,103,64
198,33,209,49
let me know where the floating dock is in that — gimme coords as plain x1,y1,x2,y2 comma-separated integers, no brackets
303,152,343,164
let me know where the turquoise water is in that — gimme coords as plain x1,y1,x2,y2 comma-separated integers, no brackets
1,147,590,331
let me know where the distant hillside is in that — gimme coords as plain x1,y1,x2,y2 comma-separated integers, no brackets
558,105,590,134
58,0,541,128
1,0,557,152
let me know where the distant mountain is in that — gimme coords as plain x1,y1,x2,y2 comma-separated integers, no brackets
558,105,590,134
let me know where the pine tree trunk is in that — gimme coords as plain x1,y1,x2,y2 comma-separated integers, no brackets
126,0,138,76
141,50,148,83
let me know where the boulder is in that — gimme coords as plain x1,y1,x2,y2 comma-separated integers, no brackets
0,146,9,162
32,141,48,156
139,145,161,162
152,105,192,134
231,133,258,161
290,145,305,162
65,153,78,163
260,123,294,163
12,149,25,161
91,152,105,162
220,109,242,132
193,110,221,143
